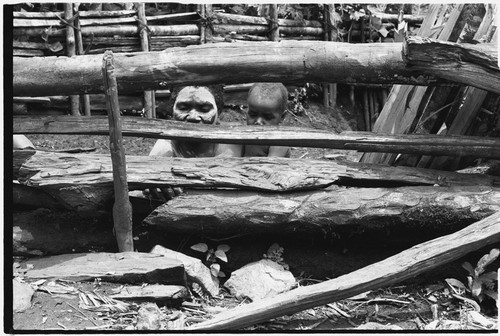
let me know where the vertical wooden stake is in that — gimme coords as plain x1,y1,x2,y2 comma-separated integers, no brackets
363,89,370,131
135,2,155,119
268,4,279,41
64,3,80,116
102,51,134,253
204,4,213,43
74,5,91,116
198,4,206,44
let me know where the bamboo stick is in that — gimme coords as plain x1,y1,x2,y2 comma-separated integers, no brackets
64,3,80,116
13,10,136,18
101,51,133,252
74,9,91,116
79,11,199,27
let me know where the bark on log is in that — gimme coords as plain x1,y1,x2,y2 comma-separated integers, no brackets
213,12,323,27
187,212,500,330
14,116,500,159
14,38,499,97
15,150,500,212
214,24,324,36
144,186,500,237
13,24,200,38
13,10,136,18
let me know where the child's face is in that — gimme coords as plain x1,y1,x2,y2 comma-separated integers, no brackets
247,96,283,126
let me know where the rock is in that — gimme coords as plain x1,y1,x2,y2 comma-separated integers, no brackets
224,259,296,301
355,322,403,330
13,278,35,312
150,245,219,297
136,303,162,330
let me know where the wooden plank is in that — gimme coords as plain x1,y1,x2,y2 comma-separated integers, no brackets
187,212,500,330
23,252,186,284
14,116,500,158
102,51,133,252
17,39,499,97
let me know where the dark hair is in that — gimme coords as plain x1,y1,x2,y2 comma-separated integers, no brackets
248,83,288,113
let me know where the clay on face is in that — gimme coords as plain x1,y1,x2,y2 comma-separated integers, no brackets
173,86,218,124
247,95,283,126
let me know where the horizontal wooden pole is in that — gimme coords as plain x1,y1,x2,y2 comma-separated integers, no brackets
214,12,323,27
145,187,500,236
187,211,500,329
13,38,499,97
14,116,500,158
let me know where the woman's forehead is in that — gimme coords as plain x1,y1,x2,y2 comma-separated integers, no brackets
176,86,216,103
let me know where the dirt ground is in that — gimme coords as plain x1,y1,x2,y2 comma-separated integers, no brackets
10,98,499,331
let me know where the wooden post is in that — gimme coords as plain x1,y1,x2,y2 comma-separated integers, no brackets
64,3,80,116
363,89,370,131
327,4,339,108
204,4,213,43
102,51,133,252
135,2,155,119
74,5,91,116
268,4,279,41
198,4,206,43
322,5,329,108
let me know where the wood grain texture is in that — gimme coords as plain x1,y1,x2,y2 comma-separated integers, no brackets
15,39,498,97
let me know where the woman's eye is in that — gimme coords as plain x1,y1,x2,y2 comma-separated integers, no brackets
200,104,213,112
176,103,189,111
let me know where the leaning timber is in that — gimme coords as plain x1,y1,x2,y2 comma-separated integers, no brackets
13,38,500,97
13,116,500,158
14,150,500,212
187,212,500,330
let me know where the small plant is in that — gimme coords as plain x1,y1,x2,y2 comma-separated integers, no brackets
446,248,498,309
191,243,230,278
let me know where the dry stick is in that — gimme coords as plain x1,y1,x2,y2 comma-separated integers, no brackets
187,211,500,330
135,2,154,119
101,51,133,252
74,10,91,117
64,3,80,116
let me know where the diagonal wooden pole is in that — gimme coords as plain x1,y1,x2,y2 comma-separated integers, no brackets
102,50,133,252
188,211,500,330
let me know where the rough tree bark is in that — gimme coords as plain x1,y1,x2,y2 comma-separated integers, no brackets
13,38,499,97
144,186,500,237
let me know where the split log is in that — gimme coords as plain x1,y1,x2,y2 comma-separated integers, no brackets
13,49,44,57
78,12,199,26
15,38,500,97
187,211,500,330
15,150,500,212
371,12,425,24
14,116,500,158
144,186,500,237
22,252,186,285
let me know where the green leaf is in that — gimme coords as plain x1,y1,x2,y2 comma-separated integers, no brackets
475,248,499,275
210,263,220,277
445,278,467,291
462,261,474,276
215,250,228,263
191,243,208,253
478,271,498,285
217,244,231,253
471,279,483,298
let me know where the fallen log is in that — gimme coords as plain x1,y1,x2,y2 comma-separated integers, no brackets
22,252,186,285
187,211,500,330
14,116,500,158
14,150,500,212
14,38,499,97
144,186,500,236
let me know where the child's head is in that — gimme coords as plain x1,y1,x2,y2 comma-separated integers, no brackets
247,83,288,126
